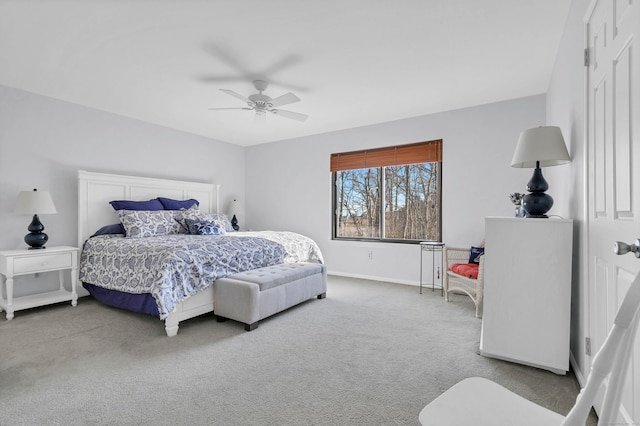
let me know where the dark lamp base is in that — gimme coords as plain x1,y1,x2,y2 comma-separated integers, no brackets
231,214,239,231
24,214,49,249
522,192,554,218
522,163,554,218
525,213,549,219
24,231,49,249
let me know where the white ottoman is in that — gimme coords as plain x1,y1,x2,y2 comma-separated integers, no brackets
213,262,327,331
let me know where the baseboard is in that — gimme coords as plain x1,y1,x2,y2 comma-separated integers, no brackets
327,271,416,287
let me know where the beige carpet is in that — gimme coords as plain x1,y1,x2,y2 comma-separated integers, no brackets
0,276,594,425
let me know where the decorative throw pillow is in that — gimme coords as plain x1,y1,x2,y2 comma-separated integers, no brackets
92,223,126,237
468,246,485,264
185,213,234,234
171,205,200,233
109,199,164,211
191,221,226,236
211,213,235,232
158,197,199,210
117,210,184,238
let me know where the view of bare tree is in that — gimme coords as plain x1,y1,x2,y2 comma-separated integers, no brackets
335,163,441,241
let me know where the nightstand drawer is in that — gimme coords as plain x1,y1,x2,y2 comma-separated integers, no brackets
13,252,73,274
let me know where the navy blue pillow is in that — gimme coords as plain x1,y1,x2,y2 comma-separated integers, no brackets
109,199,163,211
158,197,199,210
92,223,126,237
469,246,485,264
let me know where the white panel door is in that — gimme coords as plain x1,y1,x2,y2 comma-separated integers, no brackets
586,0,640,422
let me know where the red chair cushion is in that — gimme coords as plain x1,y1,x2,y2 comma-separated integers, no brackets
450,263,479,279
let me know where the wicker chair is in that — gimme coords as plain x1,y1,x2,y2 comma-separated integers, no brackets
443,245,485,318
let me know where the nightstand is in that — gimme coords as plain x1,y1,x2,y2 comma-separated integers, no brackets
0,246,79,320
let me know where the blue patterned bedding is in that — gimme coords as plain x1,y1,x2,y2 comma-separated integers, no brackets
80,231,323,319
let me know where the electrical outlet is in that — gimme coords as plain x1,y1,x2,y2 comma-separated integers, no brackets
367,250,373,260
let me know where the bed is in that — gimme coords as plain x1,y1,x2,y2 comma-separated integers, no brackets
77,170,324,336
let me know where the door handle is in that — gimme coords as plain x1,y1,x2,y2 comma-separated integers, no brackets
613,239,640,258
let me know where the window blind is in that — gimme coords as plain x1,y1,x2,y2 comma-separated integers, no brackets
330,139,442,172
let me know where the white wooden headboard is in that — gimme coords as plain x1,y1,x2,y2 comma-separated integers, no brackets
77,170,220,247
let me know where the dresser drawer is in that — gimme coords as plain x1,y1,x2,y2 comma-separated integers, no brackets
13,253,73,274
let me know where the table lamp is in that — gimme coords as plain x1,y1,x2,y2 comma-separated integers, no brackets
511,126,571,218
226,198,241,231
14,188,58,249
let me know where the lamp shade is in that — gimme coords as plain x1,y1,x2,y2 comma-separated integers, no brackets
14,189,58,215
511,126,571,168
226,198,242,217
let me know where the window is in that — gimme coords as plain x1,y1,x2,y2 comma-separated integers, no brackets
331,140,442,242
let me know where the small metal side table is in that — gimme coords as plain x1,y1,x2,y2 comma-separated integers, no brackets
419,241,445,294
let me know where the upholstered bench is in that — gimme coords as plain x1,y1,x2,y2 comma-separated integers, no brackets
213,262,327,331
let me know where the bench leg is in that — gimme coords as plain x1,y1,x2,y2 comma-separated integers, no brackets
245,322,258,331
317,292,326,299
216,315,227,323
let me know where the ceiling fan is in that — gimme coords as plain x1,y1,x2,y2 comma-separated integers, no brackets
209,80,308,122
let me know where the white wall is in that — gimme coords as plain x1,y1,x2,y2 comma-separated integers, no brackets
0,85,245,296
245,95,546,285
546,0,590,382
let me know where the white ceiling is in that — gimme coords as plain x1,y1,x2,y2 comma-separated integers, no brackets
0,0,572,147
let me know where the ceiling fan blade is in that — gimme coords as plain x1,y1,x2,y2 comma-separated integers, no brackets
271,109,308,122
261,54,302,77
199,76,308,93
208,107,253,111
269,92,300,108
202,44,253,76
220,89,249,103
199,44,310,91
198,76,248,83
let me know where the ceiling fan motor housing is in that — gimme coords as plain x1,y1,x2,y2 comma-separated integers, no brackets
248,93,274,111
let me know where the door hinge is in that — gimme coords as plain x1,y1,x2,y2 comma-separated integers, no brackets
584,48,590,67
585,337,591,356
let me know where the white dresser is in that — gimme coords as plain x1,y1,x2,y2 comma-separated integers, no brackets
480,217,573,374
